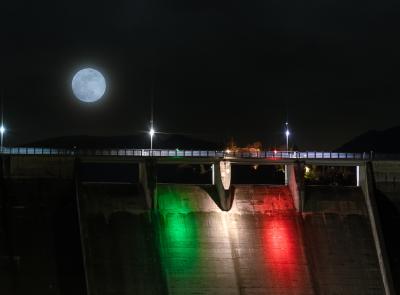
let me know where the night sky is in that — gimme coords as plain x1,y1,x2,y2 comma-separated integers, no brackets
2,0,400,150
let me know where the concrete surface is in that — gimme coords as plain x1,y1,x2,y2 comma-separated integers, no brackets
0,176,388,295
79,183,166,295
78,183,386,295
373,161,400,184
0,179,85,295
375,182,400,294
304,186,385,294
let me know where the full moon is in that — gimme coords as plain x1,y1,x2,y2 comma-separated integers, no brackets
71,68,106,102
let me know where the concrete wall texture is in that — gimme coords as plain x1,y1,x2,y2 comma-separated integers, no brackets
78,184,385,295
373,161,400,184
0,179,85,295
2,157,397,294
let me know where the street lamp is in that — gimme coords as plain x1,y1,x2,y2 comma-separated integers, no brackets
285,122,290,151
149,127,155,150
284,122,290,185
0,125,5,152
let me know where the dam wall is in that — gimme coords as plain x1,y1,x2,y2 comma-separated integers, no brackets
0,179,85,295
0,157,395,294
80,184,314,295
303,186,385,294
371,161,400,293
78,183,386,295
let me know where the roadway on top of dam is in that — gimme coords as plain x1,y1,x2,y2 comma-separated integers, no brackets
0,147,394,166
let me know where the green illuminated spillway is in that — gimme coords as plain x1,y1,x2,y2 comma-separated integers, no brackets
156,185,200,280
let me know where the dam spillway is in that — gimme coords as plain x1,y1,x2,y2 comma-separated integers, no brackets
79,183,384,295
0,155,397,295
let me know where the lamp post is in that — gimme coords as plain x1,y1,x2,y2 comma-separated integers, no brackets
284,122,289,185
285,122,290,151
149,127,155,150
0,125,5,152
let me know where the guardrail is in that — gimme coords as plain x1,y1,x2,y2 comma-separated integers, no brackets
0,147,381,160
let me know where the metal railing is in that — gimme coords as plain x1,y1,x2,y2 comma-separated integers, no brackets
0,147,382,160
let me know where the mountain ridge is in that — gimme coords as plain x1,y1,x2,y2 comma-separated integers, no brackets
21,134,224,150
337,126,400,153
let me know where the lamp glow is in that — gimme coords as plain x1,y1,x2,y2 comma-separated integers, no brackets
0,125,5,152
285,122,290,151
284,122,290,184
149,127,155,150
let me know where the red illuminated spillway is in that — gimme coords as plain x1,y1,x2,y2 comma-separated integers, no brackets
254,186,312,292
262,218,302,289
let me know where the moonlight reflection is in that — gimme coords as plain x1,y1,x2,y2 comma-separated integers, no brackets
72,68,106,102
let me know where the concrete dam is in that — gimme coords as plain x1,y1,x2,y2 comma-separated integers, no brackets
0,154,398,295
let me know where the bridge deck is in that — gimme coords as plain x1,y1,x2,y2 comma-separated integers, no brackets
0,147,372,160
1,147,380,166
